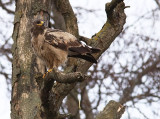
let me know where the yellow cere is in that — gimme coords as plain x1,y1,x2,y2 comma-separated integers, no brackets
37,21,44,26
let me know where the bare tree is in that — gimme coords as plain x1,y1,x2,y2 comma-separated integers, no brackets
10,0,126,118
0,0,160,119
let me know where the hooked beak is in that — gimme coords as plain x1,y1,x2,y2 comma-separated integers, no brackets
37,21,44,26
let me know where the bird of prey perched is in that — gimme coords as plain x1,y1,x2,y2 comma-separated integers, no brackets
31,19,100,72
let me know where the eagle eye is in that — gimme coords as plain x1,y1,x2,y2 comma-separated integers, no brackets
36,21,41,24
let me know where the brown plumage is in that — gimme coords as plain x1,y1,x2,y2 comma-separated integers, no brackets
31,19,100,69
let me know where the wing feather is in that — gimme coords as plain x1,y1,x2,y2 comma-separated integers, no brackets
43,28,100,63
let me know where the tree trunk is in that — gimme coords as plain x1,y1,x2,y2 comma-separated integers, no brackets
11,0,51,118
11,0,126,119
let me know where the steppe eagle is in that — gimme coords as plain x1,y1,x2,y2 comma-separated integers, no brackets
31,19,100,72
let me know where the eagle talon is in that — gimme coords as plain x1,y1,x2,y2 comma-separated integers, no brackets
42,68,55,79
42,72,48,78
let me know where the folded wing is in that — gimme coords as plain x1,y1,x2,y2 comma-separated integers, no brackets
44,28,101,63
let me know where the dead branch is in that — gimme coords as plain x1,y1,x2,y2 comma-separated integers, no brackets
96,100,125,119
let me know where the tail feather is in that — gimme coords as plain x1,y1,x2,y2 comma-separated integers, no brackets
68,54,97,63
90,47,101,53
68,43,100,63
69,46,101,54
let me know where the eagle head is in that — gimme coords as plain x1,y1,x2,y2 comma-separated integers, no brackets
31,19,45,37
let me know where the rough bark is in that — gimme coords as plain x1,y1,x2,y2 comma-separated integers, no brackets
66,90,80,119
51,0,66,31
11,0,126,119
11,0,51,119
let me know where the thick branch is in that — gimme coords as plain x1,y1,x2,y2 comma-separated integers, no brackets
35,70,87,118
54,0,78,37
35,69,86,87
51,1,66,31
77,1,126,73
96,100,125,119
46,69,85,83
